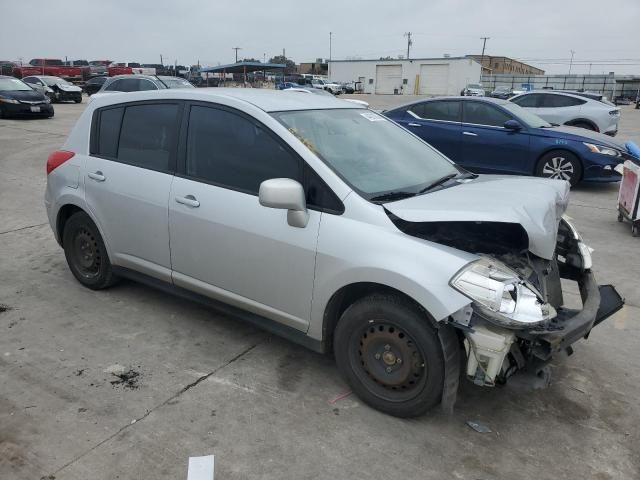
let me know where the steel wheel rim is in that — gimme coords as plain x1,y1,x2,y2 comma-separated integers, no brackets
349,320,427,402
72,228,101,278
542,156,574,181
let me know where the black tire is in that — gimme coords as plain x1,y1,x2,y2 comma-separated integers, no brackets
62,211,117,290
74,97,82,104
535,150,582,186
333,294,445,417
571,121,596,131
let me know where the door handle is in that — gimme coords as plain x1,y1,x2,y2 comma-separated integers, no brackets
462,131,478,136
88,171,105,182
175,195,200,208
407,122,421,127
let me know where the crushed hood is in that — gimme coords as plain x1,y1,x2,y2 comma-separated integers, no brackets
384,175,570,259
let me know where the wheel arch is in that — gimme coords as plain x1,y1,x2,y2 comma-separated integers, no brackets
564,118,599,132
321,282,441,354
56,203,111,256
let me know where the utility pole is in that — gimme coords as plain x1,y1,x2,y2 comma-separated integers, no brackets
404,32,413,60
480,36,490,73
568,49,575,75
263,53,266,63
160,54,163,66
329,31,332,80
232,47,242,63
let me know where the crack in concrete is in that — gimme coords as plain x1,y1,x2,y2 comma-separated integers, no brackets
48,342,260,477
0,223,48,236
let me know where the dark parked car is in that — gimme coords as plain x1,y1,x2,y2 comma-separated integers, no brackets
490,86,515,99
96,74,194,94
83,76,108,96
0,75,53,118
384,96,633,186
22,76,82,103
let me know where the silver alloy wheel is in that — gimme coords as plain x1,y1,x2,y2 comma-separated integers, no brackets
542,156,574,181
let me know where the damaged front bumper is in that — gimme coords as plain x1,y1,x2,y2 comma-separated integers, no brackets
463,269,624,387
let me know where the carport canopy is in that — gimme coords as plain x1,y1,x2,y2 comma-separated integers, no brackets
200,61,286,74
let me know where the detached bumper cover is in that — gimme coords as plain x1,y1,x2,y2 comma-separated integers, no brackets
521,272,624,361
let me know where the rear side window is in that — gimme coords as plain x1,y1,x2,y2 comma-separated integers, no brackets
96,107,123,158
463,102,511,127
92,103,180,172
410,101,460,122
540,94,585,108
511,94,540,108
186,105,300,194
106,78,139,92
118,104,179,171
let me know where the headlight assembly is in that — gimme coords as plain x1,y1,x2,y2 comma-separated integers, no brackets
0,97,20,104
450,257,555,329
560,215,593,270
584,143,621,157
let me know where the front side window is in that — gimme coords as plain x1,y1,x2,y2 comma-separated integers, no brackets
186,106,300,194
511,94,539,108
272,109,459,198
410,101,460,122
106,78,138,92
462,102,511,127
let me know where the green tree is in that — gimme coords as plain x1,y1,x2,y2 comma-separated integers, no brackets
269,55,296,73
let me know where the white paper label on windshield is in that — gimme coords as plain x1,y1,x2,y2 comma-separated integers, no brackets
360,111,385,122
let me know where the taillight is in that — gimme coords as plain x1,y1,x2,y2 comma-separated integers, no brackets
46,150,75,175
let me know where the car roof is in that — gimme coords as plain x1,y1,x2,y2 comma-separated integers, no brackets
517,90,584,98
90,88,362,112
109,74,160,81
387,95,508,112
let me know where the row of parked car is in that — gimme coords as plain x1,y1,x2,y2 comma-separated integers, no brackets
0,58,188,81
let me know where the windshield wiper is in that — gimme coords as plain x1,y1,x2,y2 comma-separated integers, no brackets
417,173,460,194
369,191,416,203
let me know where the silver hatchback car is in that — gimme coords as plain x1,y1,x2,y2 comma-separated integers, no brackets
45,89,623,417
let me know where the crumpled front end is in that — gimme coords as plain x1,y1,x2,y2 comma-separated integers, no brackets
450,216,624,387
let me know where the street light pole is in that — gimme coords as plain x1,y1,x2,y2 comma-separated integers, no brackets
329,31,332,80
480,36,490,74
232,47,242,63
568,49,575,75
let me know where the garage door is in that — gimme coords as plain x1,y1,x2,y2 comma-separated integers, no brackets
419,64,449,95
375,65,402,94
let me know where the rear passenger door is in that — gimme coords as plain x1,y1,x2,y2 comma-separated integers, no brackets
169,103,324,331
86,101,182,282
537,94,586,125
395,100,462,160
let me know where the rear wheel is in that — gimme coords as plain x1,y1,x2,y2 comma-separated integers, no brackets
536,150,582,186
62,212,117,290
333,294,445,417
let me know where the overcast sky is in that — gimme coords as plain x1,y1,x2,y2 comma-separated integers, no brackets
2,0,639,75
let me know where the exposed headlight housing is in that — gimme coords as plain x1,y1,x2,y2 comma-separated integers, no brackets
584,143,621,157
450,257,555,329
560,215,593,270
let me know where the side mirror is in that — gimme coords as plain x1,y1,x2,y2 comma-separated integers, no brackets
259,178,309,228
504,119,523,131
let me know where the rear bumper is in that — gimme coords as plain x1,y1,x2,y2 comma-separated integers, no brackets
521,272,624,362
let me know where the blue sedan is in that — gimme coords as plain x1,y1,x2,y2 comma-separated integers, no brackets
384,97,633,185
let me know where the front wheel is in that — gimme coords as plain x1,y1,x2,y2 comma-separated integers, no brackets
536,150,582,186
333,294,445,417
62,211,118,290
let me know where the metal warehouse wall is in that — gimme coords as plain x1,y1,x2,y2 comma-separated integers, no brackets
481,73,640,100
329,58,481,96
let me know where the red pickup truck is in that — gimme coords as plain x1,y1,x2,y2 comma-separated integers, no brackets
13,59,83,80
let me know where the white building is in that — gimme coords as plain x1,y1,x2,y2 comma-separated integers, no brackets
329,57,481,95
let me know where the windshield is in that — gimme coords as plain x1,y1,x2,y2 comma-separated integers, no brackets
495,86,510,92
159,77,194,88
42,76,71,86
272,109,460,199
467,84,482,89
502,102,551,128
0,78,32,91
